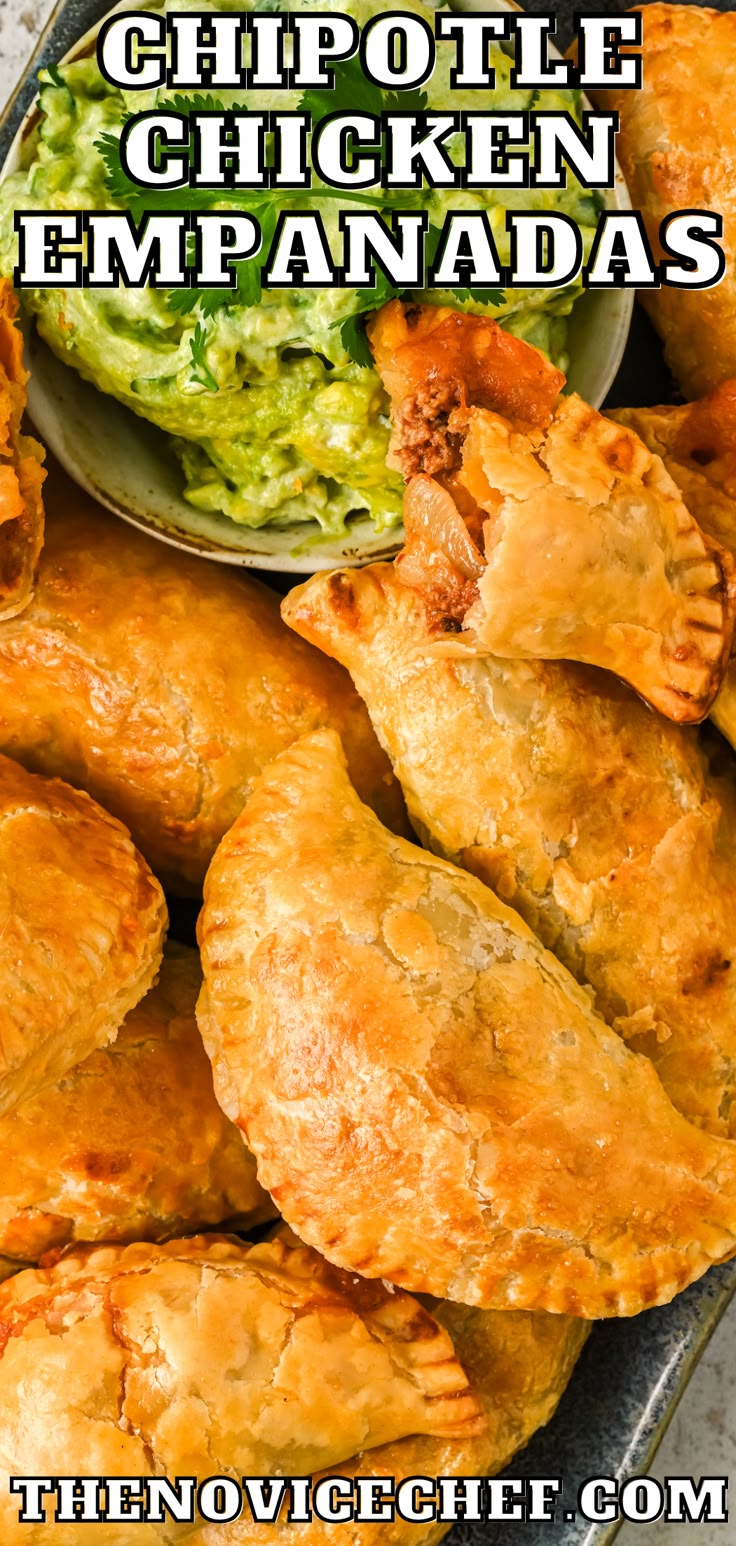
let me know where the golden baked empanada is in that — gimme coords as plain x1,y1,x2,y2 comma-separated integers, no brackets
0,281,45,620
0,1234,485,1543
198,727,736,1318
367,300,564,480
0,945,271,1266
283,566,736,1140
609,384,736,750
0,471,406,893
592,4,736,398
609,383,736,558
201,1299,588,1546
0,752,166,1114
421,393,736,722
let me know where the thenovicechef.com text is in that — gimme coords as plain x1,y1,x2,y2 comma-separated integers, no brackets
7,1474,729,1527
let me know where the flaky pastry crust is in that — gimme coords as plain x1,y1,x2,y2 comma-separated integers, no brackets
0,282,45,619
0,471,407,893
0,1234,486,1543
202,1298,588,1546
441,395,736,721
591,4,736,398
0,945,272,1265
610,383,736,749
198,728,736,1318
283,566,736,1141
0,752,166,1114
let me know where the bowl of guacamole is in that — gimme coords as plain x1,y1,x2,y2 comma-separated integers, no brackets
0,0,633,570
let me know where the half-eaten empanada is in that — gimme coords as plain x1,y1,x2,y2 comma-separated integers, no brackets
367,300,564,479
436,395,736,721
198,727,736,1318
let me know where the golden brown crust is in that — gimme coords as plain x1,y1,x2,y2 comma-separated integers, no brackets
0,945,272,1264
0,470,407,894
0,752,166,1114
440,396,736,721
0,282,45,620
0,1234,490,1543
592,5,736,397
198,727,736,1318
609,384,736,562
282,566,736,1142
367,301,564,479
609,384,736,747
201,1301,588,1546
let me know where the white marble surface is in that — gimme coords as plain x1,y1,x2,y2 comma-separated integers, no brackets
0,2,734,1539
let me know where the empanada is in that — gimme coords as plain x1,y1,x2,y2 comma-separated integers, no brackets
609,383,736,750
0,281,45,619
0,945,272,1267
418,394,736,722
0,1233,486,1543
0,470,407,894
283,566,736,1140
591,4,736,398
0,752,166,1114
198,727,736,1318
367,301,564,480
201,1299,588,1546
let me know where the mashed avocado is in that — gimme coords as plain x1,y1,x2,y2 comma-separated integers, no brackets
0,0,600,537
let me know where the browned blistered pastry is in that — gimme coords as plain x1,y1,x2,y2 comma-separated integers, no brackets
591,4,736,398
198,727,736,1318
0,752,166,1115
0,471,407,894
609,382,736,749
283,565,736,1141
367,301,564,481
201,1300,588,1546
0,1233,491,1543
0,945,272,1267
421,393,736,722
0,281,45,619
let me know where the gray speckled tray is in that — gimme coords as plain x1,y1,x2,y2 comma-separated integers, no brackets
3,4,736,1542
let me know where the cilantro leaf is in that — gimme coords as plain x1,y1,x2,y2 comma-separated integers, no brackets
338,313,375,368
95,131,139,204
164,288,201,316
300,59,427,125
426,222,504,309
300,56,383,123
383,88,428,113
155,93,249,116
448,287,505,307
333,265,403,365
189,322,219,390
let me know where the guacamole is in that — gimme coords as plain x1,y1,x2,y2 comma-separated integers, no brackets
0,0,601,537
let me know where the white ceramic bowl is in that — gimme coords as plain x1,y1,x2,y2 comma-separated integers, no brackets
1,0,633,572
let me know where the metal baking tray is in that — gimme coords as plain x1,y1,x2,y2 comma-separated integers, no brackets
2,3,736,1541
